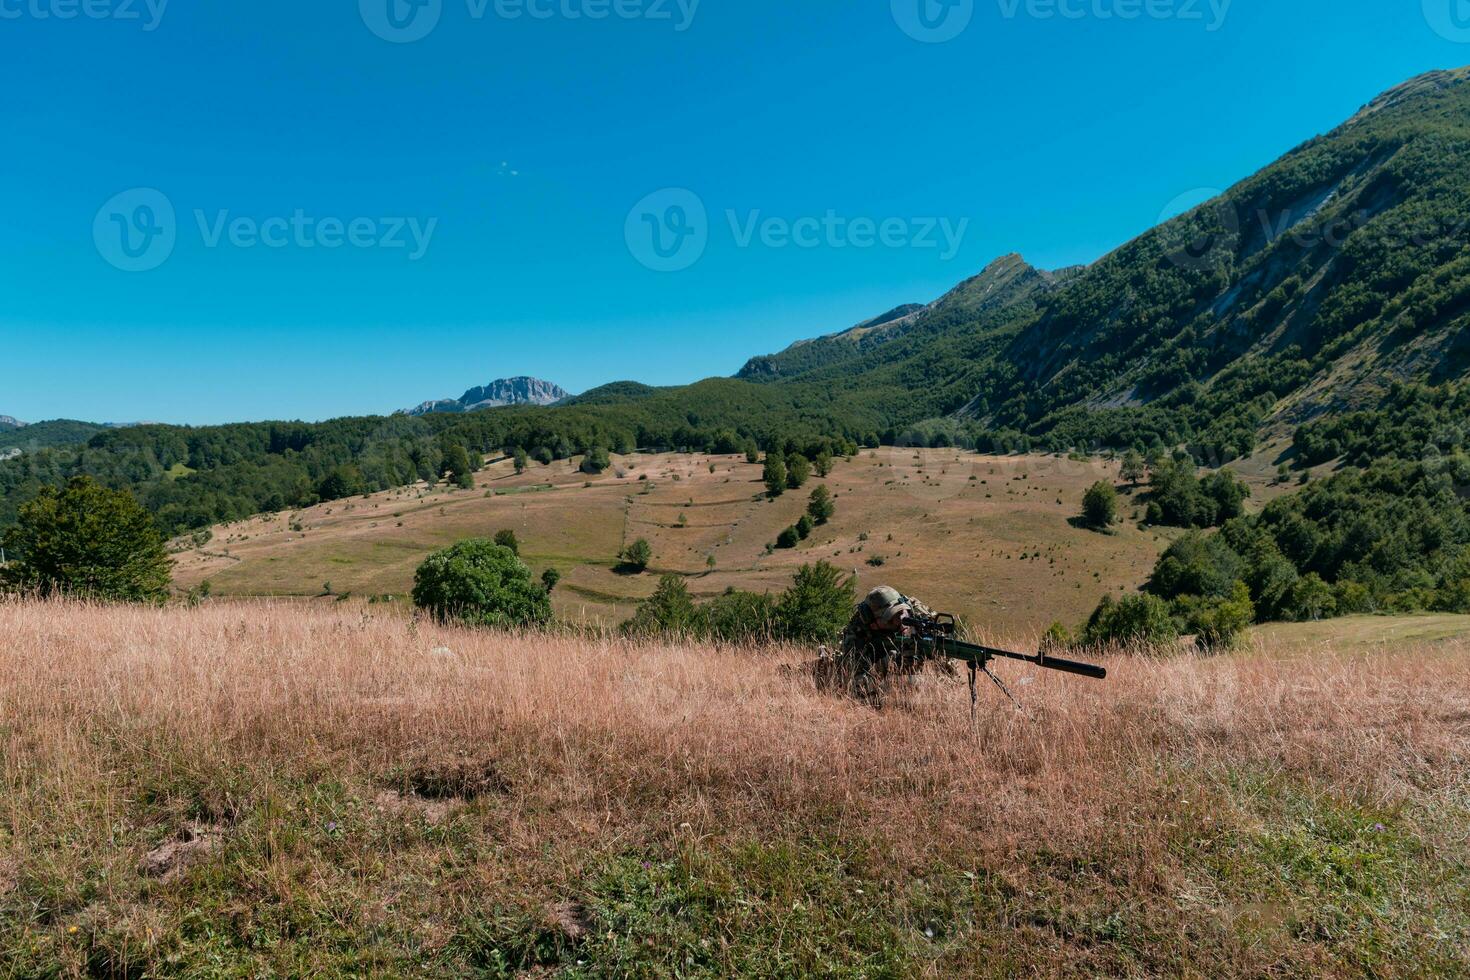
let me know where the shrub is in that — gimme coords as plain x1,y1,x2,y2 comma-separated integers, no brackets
621,538,653,571
1147,532,1246,601
776,526,801,549
412,540,552,628
513,447,529,474
580,447,611,475
541,568,561,593
814,451,833,477
796,515,815,540
1041,621,1074,653
775,561,855,643
0,477,171,604
1175,581,1255,650
700,589,777,643
622,574,698,637
1082,593,1178,650
494,529,520,555
1081,481,1118,530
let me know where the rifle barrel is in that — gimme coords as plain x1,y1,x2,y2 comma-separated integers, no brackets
921,637,1107,681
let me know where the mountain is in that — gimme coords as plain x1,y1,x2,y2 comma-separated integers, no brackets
738,254,1079,387
737,304,924,380
404,377,570,416
0,416,23,430
6,67,1470,540
745,66,1470,459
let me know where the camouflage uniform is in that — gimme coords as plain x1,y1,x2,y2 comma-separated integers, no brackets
818,587,937,699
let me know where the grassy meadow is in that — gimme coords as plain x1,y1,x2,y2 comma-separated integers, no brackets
3,599,1468,977
171,449,1183,637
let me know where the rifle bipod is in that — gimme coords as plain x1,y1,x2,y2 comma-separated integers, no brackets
968,660,1025,725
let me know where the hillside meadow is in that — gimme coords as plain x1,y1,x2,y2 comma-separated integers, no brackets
170,448,1190,636
2,599,1468,977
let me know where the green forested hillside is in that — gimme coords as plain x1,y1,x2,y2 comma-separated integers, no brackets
0,420,110,453
742,66,1470,462
4,67,1470,559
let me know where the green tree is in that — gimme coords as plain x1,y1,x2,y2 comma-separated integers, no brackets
743,441,760,465
541,567,561,593
786,454,812,490
622,574,698,637
513,447,529,474
1081,481,1118,530
494,529,520,555
621,538,653,572
763,456,787,497
1176,581,1255,650
318,465,365,501
1081,593,1178,650
441,443,476,490
814,451,833,478
700,589,777,643
807,485,836,525
796,514,815,540
0,477,171,603
776,526,801,549
775,562,856,643
580,446,611,475
1287,572,1336,622
411,539,552,628
1120,450,1146,486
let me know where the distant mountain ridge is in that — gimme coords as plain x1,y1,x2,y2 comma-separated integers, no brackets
732,66,1470,457
404,377,570,416
737,254,1078,383
0,416,24,430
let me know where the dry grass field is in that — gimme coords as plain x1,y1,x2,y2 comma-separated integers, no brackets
171,449,1172,636
3,599,1468,976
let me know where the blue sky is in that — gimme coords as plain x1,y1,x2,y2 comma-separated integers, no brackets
2,0,1468,424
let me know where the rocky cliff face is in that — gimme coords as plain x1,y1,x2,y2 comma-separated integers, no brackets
0,416,25,430
404,377,570,416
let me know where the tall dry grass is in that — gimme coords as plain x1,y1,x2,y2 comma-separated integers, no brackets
2,597,1468,976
